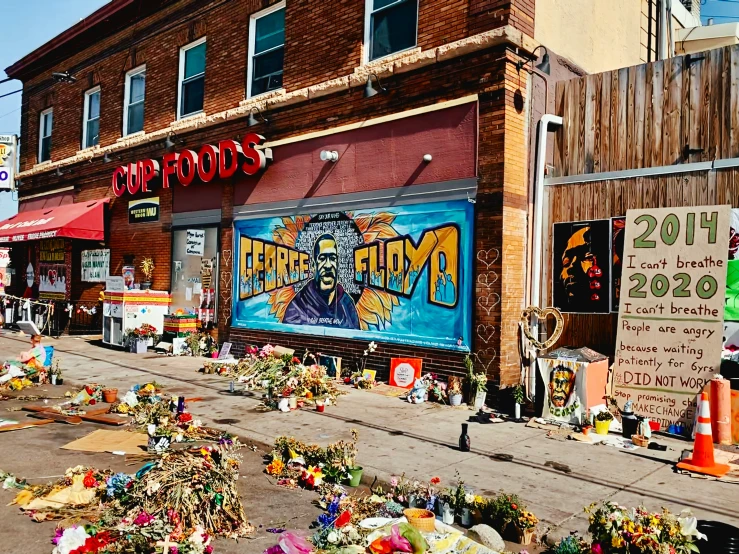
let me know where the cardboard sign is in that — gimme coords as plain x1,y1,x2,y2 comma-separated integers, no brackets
217,342,233,359
613,206,729,432
186,229,205,256
105,276,125,292
389,358,422,389
81,249,110,282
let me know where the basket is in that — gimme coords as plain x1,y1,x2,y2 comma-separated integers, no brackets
631,434,649,447
403,508,436,533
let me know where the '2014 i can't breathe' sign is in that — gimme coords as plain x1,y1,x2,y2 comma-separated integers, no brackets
613,205,729,432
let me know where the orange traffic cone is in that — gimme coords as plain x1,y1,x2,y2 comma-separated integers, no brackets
677,392,730,478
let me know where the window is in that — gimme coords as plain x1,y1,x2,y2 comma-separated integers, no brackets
248,2,285,98
365,0,418,62
38,108,53,163
82,86,101,148
178,38,206,119
124,65,146,135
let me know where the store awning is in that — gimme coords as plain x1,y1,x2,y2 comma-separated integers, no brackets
0,199,108,243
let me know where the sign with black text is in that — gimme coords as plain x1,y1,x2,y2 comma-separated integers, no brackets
613,206,729,432
81,249,110,282
186,229,205,256
128,197,160,224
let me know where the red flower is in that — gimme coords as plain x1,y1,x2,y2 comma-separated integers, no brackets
430,477,441,485
177,412,193,424
511,503,518,510
335,510,352,528
292,357,301,364
82,470,98,489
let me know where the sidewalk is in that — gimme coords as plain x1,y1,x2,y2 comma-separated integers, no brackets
2,331,737,540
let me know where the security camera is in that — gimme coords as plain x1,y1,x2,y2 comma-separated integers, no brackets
320,150,339,162
51,71,76,83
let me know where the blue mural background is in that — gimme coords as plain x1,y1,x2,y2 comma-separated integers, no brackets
232,199,473,351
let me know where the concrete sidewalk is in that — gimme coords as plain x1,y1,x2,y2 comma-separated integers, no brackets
2,331,737,540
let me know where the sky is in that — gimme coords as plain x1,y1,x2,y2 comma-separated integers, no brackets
702,0,739,24
0,0,109,221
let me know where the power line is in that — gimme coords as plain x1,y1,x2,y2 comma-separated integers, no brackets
0,89,21,99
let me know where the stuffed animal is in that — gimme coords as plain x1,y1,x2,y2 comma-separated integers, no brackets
407,378,427,404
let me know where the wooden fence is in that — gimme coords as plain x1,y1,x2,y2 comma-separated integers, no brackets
546,45,739,356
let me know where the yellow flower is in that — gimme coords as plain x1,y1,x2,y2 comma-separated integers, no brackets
612,536,625,548
266,458,285,476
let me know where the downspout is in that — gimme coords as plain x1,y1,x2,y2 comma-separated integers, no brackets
528,114,562,400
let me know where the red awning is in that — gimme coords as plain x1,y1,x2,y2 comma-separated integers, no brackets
0,200,108,243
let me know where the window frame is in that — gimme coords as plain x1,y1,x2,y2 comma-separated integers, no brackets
82,85,101,149
177,37,207,120
38,107,53,163
363,0,419,63
247,1,286,99
123,65,146,136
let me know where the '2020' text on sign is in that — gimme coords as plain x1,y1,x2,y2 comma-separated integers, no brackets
613,205,729,432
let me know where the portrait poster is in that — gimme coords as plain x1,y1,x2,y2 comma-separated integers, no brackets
611,217,626,312
613,205,729,433
232,200,474,351
389,358,423,389
538,357,586,424
552,219,611,314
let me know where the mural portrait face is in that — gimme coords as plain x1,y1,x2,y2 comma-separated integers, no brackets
313,234,338,297
548,366,576,408
560,227,595,301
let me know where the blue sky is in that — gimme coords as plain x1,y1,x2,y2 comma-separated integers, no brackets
702,0,739,24
0,0,109,221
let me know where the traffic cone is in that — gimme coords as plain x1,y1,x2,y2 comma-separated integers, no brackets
677,392,730,478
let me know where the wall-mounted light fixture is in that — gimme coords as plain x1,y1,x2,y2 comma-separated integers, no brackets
320,150,339,163
165,131,179,150
516,45,550,76
51,71,76,84
247,106,268,127
364,73,387,98
103,153,122,164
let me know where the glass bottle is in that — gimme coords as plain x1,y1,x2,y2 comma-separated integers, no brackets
459,423,471,452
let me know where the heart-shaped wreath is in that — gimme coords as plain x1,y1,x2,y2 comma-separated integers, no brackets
519,306,564,350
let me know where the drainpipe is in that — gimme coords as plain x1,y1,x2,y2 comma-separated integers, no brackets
528,114,562,400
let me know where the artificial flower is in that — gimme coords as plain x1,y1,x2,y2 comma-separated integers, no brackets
82,470,97,489
133,511,155,526
335,510,352,528
266,458,285,476
430,476,441,485
52,526,90,554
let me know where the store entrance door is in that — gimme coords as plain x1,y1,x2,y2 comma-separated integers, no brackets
170,227,219,329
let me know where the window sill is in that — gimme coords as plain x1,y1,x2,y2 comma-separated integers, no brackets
360,46,421,71
172,111,207,130
33,160,53,170
77,145,100,156
119,131,145,142
241,88,286,106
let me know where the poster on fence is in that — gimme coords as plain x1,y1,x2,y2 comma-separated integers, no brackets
81,249,110,282
613,205,729,432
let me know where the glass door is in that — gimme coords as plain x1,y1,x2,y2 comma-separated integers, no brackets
170,227,219,329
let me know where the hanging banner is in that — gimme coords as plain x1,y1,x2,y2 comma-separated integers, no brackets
0,135,17,191
232,199,474,351
81,249,110,282
613,205,729,432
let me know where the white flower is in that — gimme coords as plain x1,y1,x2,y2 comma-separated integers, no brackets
53,526,90,554
368,342,377,352
327,531,339,544
146,481,161,496
363,350,368,356
679,515,707,541
465,493,475,505
147,424,156,436
175,433,184,442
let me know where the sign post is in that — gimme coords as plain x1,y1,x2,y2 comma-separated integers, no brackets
613,205,729,433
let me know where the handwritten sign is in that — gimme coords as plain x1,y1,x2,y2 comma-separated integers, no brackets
613,206,729,432
81,249,110,282
186,229,205,256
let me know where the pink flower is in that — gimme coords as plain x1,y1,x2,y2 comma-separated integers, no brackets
133,511,155,526
591,544,604,554
390,477,399,487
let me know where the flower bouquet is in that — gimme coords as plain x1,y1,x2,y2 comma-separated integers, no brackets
517,510,539,544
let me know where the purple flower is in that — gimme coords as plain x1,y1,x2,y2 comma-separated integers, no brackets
133,511,155,526
52,527,64,546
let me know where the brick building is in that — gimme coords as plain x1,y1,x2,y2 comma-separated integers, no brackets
2,0,555,387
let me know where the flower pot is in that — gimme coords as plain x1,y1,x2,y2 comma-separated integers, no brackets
211,351,218,359
288,396,298,409
57,378,63,385
141,281,152,290
514,403,521,419
347,466,363,487
278,397,290,412
316,400,325,413
473,389,486,410
131,339,147,354
595,419,611,435
103,389,118,403
449,393,463,406
458,507,471,527
582,426,592,436
440,502,455,525
517,527,535,545
51,375,57,385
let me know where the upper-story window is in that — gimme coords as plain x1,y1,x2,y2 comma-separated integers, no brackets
38,108,53,163
178,38,206,119
248,2,285,98
124,65,146,135
365,0,418,62
82,86,101,149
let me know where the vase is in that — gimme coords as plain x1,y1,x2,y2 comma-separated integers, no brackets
517,527,535,545
595,419,611,435
347,466,363,487
440,502,455,525
473,389,486,410
288,396,298,409
133,339,147,354
408,494,418,507
459,507,471,527
103,389,118,403
514,403,521,419
142,281,152,290
449,393,463,406
278,398,290,412
316,400,325,412
51,375,57,385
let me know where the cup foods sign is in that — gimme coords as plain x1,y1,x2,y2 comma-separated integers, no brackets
111,133,270,197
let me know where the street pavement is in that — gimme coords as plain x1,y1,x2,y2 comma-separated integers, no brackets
0,330,737,548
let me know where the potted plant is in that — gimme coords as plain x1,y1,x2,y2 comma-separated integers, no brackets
49,362,63,385
342,429,363,487
454,481,474,527
140,257,155,290
489,493,523,536
470,372,488,410
436,488,455,525
512,384,525,419
448,376,463,406
516,510,539,545
595,410,613,435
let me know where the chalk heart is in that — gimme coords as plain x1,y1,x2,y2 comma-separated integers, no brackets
474,349,497,373
520,306,564,351
477,293,501,316
476,248,500,269
477,324,496,344
477,272,499,289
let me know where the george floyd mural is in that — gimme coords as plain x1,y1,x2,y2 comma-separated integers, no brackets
232,200,473,350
